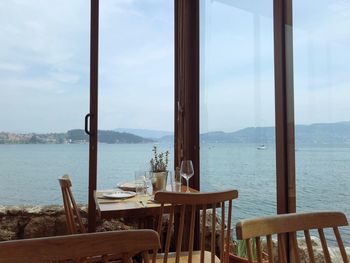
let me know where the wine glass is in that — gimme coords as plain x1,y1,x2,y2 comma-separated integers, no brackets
180,160,194,192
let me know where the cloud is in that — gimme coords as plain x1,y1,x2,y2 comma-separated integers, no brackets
1,0,350,133
0,62,26,72
48,72,81,85
0,0,173,133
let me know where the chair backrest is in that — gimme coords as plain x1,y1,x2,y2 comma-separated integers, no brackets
0,229,160,263
236,211,349,263
153,189,238,263
58,174,85,234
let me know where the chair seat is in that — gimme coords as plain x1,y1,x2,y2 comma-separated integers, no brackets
156,251,221,263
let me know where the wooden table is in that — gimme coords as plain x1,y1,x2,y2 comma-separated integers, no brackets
94,185,197,220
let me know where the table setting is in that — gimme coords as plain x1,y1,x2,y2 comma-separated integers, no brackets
94,146,196,219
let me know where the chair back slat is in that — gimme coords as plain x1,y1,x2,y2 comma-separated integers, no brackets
164,204,175,263
189,204,197,263
236,212,349,263
220,203,225,263
255,236,263,263
318,228,332,263
68,186,85,231
0,230,160,263
153,203,165,263
154,190,238,263
200,205,207,263
61,187,75,233
304,230,316,263
266,235,274,263
211,204,216,263
176,205,186,263
226,200,232,263
291,232,300,263
246,239,254,262
277,234,287,263
157,203,165,235
58,175,85,234
333,227,349,263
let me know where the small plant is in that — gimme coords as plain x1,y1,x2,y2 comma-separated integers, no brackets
150,145,169,172
231,239,269,262
234,239,257,259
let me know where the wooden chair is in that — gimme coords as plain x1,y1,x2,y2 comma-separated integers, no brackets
59,174,85,234
236,211,349,263
153,189,239,263
0,229,160,263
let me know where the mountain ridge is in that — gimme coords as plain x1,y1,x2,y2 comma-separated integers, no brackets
114,128,173,139
160,121,350,144
1,121,350,144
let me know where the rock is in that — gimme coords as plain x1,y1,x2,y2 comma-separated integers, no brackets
0,205,136,241
1,216,20,233
6,206,25,216
79,206,88,216
200,210,223,255
0,229,16,241
24,206,43,215
0,205,7,216
54,215,69,236
329,247,350,262
23,216,56,238
97,219,131,232
200,210,223,232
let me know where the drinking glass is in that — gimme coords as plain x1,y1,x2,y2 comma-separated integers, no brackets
134,172,147,196
171,168,182,192
135,180,147,196
180,160,194,192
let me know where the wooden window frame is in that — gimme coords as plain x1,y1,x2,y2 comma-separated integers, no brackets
174,0,200,191
88,0,99,232
274,0,296,261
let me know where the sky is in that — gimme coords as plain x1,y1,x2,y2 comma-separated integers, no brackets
0,0,350,133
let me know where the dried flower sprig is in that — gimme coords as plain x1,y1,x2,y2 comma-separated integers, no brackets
150,145,169,172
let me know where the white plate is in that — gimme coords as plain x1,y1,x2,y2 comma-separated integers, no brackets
117,182,137,191
117,182,149,191
102,191,136,199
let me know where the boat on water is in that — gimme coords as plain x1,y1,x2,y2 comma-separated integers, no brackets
257,144,267,150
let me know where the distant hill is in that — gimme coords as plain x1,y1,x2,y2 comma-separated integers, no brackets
0,130,153,144
67,129,154,144
295,122,350,144
158,128,275,143
200,127,275,143
160,122,350,145
0,132,66,144
114,128,173,139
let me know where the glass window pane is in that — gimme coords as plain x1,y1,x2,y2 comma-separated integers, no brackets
294,0,350,245
0,1,90,204
98,0,174,189
200,0,276,221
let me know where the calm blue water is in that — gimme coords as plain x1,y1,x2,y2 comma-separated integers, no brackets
0,143,349,244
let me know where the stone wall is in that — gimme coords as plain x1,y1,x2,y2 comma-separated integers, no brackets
0,205,130,241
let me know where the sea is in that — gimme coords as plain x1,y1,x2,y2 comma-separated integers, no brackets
0,142,349,245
